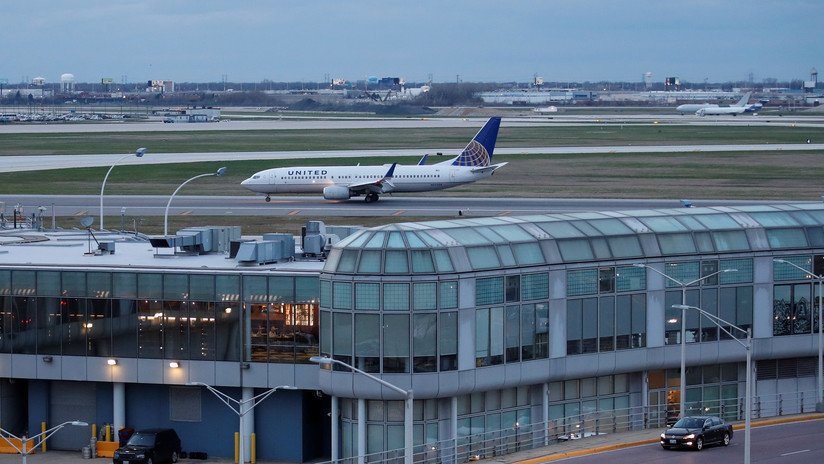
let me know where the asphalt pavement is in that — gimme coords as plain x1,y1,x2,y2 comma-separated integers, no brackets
2,413,823,464
479,412,824,464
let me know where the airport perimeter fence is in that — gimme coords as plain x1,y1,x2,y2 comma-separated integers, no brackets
326,388,821,464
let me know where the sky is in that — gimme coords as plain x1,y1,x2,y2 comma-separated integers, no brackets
1,0,822,85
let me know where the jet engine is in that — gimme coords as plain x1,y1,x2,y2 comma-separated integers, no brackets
323,185,351,200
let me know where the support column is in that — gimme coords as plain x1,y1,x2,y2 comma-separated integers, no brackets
404,393,413,464
331,396,339,462
542,383,549,446
242,387,254,464
357,398,366,464
641,372,649,429
113,383,126,434
451,397,458,464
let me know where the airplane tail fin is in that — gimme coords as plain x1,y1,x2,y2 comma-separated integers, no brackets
451,117,501,167
735,92,752,107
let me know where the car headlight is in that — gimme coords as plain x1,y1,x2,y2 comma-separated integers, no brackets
684,434,695,440
660,433,666,439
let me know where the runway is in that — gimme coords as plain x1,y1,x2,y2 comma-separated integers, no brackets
0,194,806,220
2,143,824,173
1,113,824,135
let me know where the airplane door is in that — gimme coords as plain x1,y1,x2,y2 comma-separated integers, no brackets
269,171,278,193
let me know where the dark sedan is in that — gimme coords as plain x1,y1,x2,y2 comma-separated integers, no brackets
660,415,733,451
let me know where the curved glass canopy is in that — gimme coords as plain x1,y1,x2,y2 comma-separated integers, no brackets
323,203,824,274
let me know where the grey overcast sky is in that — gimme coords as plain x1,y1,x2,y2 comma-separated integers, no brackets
1,0,821,84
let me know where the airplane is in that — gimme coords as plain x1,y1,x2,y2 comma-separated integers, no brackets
533,106,558,114
696,92,760,116
676,92,757,115
241,117,506,203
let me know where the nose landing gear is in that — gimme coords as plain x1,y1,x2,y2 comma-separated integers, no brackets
265,195,271,202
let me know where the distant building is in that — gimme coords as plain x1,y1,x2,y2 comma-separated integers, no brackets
160,106,221,122
148,79,175,93
665,77,681,91
477,89,593,105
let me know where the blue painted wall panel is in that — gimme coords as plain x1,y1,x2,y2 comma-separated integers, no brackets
125,384,238,458
27,380,49,432
254,389,303,461
95,383,113,434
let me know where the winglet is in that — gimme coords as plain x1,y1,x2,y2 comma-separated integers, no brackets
385,163,396,179
417,154,429,165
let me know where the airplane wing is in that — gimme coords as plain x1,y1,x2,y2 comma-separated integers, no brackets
470,162,508,174
347,163,397,193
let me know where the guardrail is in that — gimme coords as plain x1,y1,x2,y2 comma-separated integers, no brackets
324,388,821,464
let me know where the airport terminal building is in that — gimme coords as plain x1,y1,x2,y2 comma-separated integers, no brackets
1,203,824,462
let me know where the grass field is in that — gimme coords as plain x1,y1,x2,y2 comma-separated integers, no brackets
1,124,823,155
1,150,822,201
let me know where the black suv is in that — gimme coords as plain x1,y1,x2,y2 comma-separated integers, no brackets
113,428,182,464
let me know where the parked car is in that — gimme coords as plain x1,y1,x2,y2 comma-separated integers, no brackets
113,428,182,464
660,415,733,451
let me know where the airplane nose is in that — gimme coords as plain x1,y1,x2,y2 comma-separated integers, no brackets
241,177,251,186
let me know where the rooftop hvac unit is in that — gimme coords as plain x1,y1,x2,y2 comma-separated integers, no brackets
236,240,284,265
305,220,326,235
230,239,254,259
98,241,116,254
176,229,205,254
262,233,296,260
177,226,241,254
302,234,324,256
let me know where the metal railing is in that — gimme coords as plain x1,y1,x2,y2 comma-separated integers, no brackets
324,388,822,464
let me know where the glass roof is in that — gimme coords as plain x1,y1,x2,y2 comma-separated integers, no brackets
324,203,824,275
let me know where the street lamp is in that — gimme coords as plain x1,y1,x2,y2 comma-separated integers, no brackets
186,382,296,464
310,355,413,464
633,263,737,418
100,147,146,230
774,258,824,412
673,304,751,464
0,420,88,464
163,167,226,236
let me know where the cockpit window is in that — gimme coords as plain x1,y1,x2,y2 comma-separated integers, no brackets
252,175,260,179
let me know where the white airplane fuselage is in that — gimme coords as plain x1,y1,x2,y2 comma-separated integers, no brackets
241,163,502,195
676,103,719,113
696,106,748,116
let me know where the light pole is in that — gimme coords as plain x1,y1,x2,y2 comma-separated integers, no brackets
186,382,296,464
100,147,146,230
164,167,226,236
634,263,737,418
0,420,88,464
673,304,751,464
310,355,413,464
774,258,824,412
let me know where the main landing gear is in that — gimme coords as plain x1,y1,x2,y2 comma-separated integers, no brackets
265,195,271,202
364,193,380,203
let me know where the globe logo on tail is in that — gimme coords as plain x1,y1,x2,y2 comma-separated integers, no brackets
452,140,490,167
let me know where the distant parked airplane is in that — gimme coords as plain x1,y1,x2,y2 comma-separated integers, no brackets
676,92,760,115
697,93,761,116
241,117,506,202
